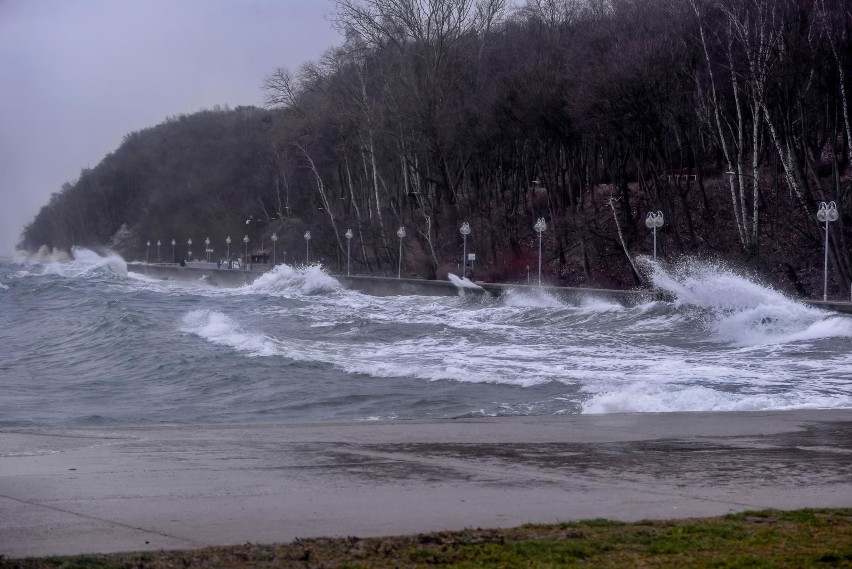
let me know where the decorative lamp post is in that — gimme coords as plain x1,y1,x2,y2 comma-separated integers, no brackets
534,217,546,285
304,231,311,263
460,222,471,278
187,238,192,261
344,229,353,275
156,240,161,263
396,226,406,279
146,240,150,264
243,235,249,270
644,210,664,262
171,239,176,263
817,201,839,301
204,237,210,262
226,236,231,263
271,232,278,266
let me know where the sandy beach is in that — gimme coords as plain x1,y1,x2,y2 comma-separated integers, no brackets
1,409,850,558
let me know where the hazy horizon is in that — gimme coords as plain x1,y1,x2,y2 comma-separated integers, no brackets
0,0,340,256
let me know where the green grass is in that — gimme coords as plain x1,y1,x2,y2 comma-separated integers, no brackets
3,508,851,568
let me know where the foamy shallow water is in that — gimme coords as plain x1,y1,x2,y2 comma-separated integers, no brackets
1,250,850,427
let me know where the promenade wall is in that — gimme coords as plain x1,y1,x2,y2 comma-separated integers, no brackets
127,263,852,313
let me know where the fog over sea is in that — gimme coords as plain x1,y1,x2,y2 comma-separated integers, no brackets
1,249,850,427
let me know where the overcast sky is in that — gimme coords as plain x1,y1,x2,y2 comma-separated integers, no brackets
0,0,340,256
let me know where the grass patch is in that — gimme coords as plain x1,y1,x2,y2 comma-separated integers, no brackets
2,508,851,568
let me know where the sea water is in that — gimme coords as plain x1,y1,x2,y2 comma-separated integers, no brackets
1,249,850,427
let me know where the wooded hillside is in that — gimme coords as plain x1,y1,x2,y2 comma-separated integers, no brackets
21,0,852,297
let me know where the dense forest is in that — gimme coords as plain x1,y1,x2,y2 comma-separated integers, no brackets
20,0,852,298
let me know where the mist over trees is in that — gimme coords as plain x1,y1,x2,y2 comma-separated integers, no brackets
20,0,852,297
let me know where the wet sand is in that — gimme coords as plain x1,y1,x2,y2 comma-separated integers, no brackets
1,410,850,558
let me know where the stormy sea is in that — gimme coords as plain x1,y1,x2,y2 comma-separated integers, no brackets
1,249,850,427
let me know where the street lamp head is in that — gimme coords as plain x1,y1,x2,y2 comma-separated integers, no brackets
171,239,176,246
205,237,210,246
271,232,278,242
187,238,192,246
460,221,471,236
344,229,353,239
645,210,664,229
146,240,150,246
534,218,546,233
818,201,839,222
304,231,311,241
243,235,249,244
157,240,161,246
226,236,231,244
397,226,406,239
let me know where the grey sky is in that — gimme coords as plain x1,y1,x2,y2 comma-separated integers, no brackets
0,0,340,256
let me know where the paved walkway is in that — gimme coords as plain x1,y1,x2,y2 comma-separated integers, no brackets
2,410,851,558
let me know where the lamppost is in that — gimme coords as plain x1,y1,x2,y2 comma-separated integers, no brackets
243,235,249,270
204,237,210,262
396,226,406,279
460,222,471,278
645,210,664,262
304,231,311,263
817,201,839,301
271,232,278,266
171,239,176,264
344,228,353,275
226,236,231,264
187,238,192,262
146,240,150,264
156,240,161,263
534,218,546,285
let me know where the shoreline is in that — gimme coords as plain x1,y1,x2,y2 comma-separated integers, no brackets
2,409,850,558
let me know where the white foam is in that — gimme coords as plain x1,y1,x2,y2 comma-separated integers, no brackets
180,310,282,357
501,287,565,308
576,296,625,313
582,384,852,414
180,309,557,386
178,258,851,418
240,263,340,296
21,247,128,279
647,259,851,346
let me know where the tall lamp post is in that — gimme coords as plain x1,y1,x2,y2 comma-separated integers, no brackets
460,222,471,278
156,240,161,263
204,237,210,262
396,226,406,278
534,218,546,285
645,210,664,262
171,239,176,264
271,232,278,266
242,235,249,270
146,240,150,264
817,201,839,301
187,238,193,262
304,231,311,263
344,229,353,275
226,236,231,263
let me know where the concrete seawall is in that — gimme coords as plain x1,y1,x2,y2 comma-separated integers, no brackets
127,263,852,313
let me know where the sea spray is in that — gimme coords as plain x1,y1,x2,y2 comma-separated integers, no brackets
241,263,340,296
646,258,851,346
19,247,129,279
